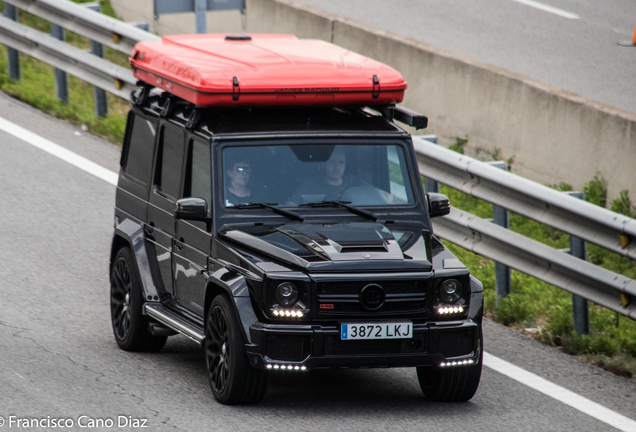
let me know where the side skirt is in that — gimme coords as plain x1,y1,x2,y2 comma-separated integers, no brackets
145,303,205,346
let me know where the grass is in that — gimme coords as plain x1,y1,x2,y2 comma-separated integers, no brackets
434,142,636,379
0,0,129,145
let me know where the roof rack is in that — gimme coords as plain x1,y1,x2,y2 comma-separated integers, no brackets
131,86,427,132
366,105,428,130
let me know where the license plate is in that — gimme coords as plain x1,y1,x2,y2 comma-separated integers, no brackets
341,322,412,340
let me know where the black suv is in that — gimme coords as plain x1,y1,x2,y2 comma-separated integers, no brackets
110,88,484,405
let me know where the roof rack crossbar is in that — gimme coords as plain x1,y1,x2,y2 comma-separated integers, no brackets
394,106,428,130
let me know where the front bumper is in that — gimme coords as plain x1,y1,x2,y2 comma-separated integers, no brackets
245,319,481,371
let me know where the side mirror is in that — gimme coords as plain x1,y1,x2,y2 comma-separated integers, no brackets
427,193,450,218
175,197,209,221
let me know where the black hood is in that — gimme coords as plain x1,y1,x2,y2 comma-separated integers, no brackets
221,222,433,272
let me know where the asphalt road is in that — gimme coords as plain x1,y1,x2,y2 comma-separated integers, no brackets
293,0,636,115
1,93,635,431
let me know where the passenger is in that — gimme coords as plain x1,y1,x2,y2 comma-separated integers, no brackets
225,159,253,206
288,147,368,205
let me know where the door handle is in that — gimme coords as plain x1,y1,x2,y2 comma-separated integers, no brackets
174,239,184,251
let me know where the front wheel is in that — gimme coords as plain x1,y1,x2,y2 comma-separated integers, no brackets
110,247,167,352
416,329,483,402
205,294,268,405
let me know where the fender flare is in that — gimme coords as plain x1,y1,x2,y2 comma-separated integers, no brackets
469,276,484,324
470,275,484,293
204,270,259,344
111,219,160,301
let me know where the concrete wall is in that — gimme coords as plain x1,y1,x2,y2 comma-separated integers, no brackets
111,0,636,200
109,0,246,35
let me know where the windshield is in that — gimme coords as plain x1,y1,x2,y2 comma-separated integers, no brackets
222,143,415,208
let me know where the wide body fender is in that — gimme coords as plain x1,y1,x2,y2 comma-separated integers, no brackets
206,268,259,344
111,219,160,301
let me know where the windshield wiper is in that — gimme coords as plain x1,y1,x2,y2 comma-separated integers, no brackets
232,202,305,222
298,200,378,221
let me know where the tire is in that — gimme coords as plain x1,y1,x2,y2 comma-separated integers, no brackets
110,247,167,352
205,294,268,405
417,329,483,402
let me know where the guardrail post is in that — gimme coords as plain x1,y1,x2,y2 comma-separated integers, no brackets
129,21,150,32
51,24,69,104
5,4,20,80
83,3,107,117
420,135,440,194
487,161,511,306
195,0,207,33
565,191,590,335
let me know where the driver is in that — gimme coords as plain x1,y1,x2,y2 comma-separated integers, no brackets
225,159,253,206
288,147,368,205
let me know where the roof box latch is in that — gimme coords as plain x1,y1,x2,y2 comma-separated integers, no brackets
372,75,380,99
225,35,252,41
233,77,240,101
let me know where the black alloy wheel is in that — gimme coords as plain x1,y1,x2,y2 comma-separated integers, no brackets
207,303,230,395
110,247,167,352
416,328,483,402
205,294,268,405
111,253,132,342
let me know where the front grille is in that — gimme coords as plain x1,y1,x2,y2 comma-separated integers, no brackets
318,281,424,295
332,339,401,355
439,329,475,358
317,280,427,316
326,333,428,356
266,335,311,361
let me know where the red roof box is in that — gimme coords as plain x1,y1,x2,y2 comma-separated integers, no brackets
130,34,407,107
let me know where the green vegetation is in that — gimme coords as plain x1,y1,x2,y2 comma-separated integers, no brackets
449,135,468,154
0,0,129,145
434,164,636,378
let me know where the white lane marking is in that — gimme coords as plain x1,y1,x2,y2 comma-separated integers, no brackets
485,352,636,432
511,0,579,19
0,117,118,186
3,114,635,430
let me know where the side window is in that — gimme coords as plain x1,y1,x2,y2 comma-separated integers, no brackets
155,124,185,200
387,145,414,204
123,113,157,185
184,139,212,214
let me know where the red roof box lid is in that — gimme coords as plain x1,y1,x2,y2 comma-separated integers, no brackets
130,34,407,107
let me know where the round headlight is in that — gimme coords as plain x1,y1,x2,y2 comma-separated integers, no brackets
440,279,462,303
275,282,299,306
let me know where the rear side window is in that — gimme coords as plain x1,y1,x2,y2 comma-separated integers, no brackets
184,139,212,210
123,114,157,185
155,124,185,200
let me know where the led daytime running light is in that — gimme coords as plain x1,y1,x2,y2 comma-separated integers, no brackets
266,364,307,371
272,309,304,318
440,359,474,367
437,306,464,314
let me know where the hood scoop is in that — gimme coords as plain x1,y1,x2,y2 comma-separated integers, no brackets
276,222,403,262
324,239,388,253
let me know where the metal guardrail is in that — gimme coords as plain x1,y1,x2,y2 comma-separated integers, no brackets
434,206,636,320
4,0,159,54
413,136,636,260
0,1,634,321
0,14,136,99
413,136,636,319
